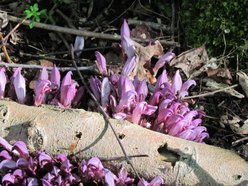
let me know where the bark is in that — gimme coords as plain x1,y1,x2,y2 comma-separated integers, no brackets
0,100,247,186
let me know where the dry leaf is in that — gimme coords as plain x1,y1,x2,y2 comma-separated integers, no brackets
0,11,8,30
132,40,163,81
131,24,151,40
237,71,248,97
203,78,244,98
207,68,232,84
170,45,208,78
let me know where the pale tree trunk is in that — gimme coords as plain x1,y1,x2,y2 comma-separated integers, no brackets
0,100,247,185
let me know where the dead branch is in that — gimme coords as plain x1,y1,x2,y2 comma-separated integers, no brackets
0,100,247,185
6,14,179,47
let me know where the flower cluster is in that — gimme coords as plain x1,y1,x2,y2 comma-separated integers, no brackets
0,66,84,108
90,20,208,142
0,136,163,186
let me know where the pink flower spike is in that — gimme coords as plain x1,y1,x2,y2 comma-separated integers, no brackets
104,169,115,186
122,56,136,76
149,176,164,186
171,70,182,95
122,35,135,59
95,51,107,76
13,68,26,104
12,141,29,159
0,136,13,151
74,36,84,57
60,82,78,108
2,173,15,184
34,80,51,106
136,79,148,101
50,64,61,89
39,67,48,80
61,71,73,86
101,77,111,109
0,68,7,99
155,70,168,91
153,52,175,75
121,19,130,38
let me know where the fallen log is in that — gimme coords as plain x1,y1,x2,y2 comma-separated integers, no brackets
0,100,247,185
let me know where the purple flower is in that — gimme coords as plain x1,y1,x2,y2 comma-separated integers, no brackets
0,67,7,99
89,76,101,101
101,77,111,109
0,136,13,151
122,35,135,59
132,101,157,125
12,141,29,159
153,52,175,75
38,152,53,169
104,169,115,186
138,176,164,186
34,80,51,106
121,19,130,38
39,67,48,80
80,157,105,182
50,65,61,89
114,167,134,186
122,56,136,76
95,51,107,76
74,36,85,57
13,68,26,104
2,173,15,184
60,71,78,108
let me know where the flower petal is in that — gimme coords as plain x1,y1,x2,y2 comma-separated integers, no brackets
171,70,182,95
50,64,61,89
0,67,7,99
121,19,130,38
122,56,136,76
13,68,26,104
153,52,175,75
74,36,84,57
95,51,107,76
34,80,51,106
12,141,29,159
101,77,111,109
39,67,48,80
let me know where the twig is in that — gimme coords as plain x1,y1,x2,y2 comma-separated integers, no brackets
3,17,26,43
0,61,94,72
127,19,171,32
70,45,140,179
0,33,12,63
100,154,148,162
232,136,248,146
182,84,239,100
19,51,90,63
6,13,178,46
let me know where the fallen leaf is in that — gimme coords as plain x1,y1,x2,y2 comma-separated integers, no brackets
0,11,8,30
170,45,208,78
131,24,151,40
207,67,232,84
237,71,248,97
132,40,163,82
203,78,244,98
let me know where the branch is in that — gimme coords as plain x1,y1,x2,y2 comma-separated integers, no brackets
0,61,94,72
183,84,239,100
6,14,179,47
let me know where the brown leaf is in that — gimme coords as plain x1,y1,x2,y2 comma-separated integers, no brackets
132,40,163,81
131,24,151,40
207,68,232,79
170,45,208,78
